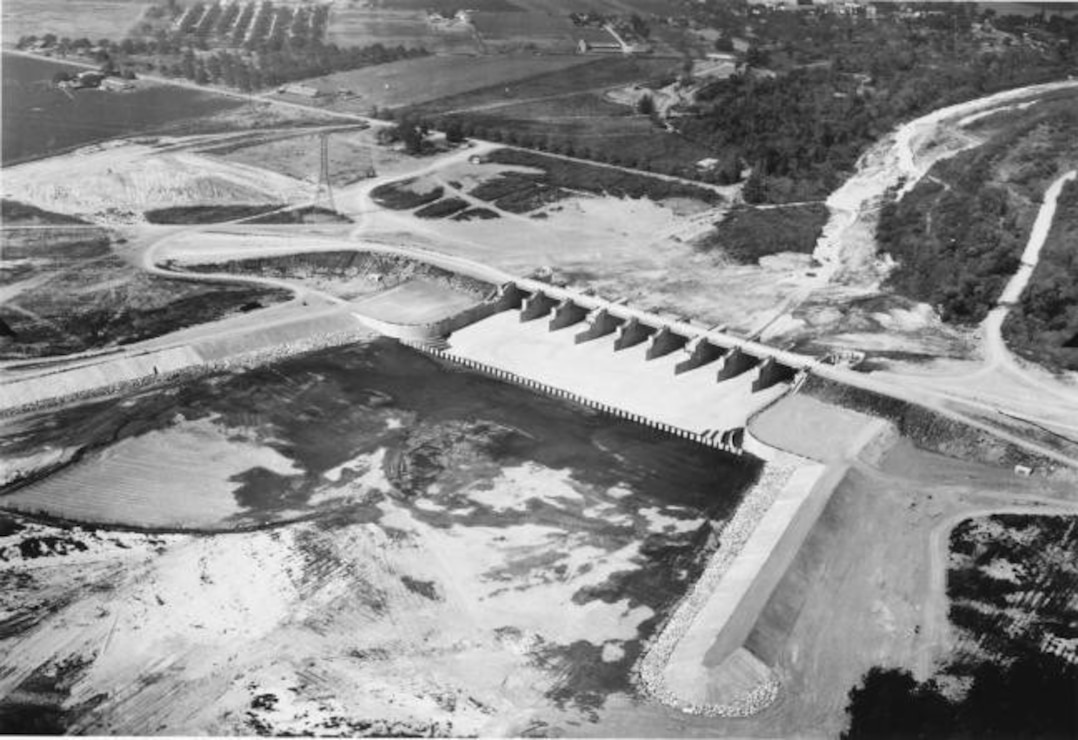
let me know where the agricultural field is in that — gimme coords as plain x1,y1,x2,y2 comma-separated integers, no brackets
325,6,481,55
207,126,384,188
472,11,577,53
313,53,594,113
0,0,152,44
404,56,714,173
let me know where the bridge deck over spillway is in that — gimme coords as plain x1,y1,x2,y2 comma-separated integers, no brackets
440,307,792,443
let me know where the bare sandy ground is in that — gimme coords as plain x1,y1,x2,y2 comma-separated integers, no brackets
0,464,706,734
2,140,310,224
1,415,299,528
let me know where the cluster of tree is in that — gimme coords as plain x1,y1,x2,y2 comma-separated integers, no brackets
165,0,330,52
878,101,1077,327
699,203,830,264
376,120,432,155
876,158,1024,325
1004,180,1078,371
673,5,1078,202
843,655,1077,740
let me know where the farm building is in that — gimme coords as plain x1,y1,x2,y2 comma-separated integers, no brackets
280,83,322,98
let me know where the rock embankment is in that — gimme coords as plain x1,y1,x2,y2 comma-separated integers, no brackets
0,315,374,418
635,459,800,717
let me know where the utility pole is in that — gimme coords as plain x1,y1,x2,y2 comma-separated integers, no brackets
315,132,336,212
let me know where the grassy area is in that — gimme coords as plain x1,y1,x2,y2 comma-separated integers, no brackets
0,200,88,226
1004,179,1078,371
878,99,1078,325
0,0,150,44
469,170,568,214
246,206,353,224
452,207,499,221
414,197,470,219
0,228,289,360
401,57,715,174
182,251,494,298
486,149,721,203
317,54,594,114
697,203,828,264
143,204,282,224
370,179,444,210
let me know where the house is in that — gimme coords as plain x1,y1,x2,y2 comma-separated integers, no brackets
696,157,720,170
100,77,135,91
281,83,321,98
75,71,105,88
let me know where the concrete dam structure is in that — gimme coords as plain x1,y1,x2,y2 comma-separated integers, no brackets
403,281,811,454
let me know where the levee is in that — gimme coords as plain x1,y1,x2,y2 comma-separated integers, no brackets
636,397,897,717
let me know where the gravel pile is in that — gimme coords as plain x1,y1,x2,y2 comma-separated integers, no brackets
634,460,798,717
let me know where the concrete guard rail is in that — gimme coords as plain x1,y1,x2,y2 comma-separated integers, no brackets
401,339,746,455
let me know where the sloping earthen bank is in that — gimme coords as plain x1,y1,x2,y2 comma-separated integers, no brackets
634,394,899,717
800,374,1071,473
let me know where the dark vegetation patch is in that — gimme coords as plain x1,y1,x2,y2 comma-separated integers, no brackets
370,179,444,210
400,575,440,600
180,250,493,298
14,536,89,560
947,515,1078,663
486,149,721,205
452,207,499,221
0,229,290,360
245,205,353,224
469,171,569,214
682,5,1078,203
698,203,829,264
0,515,26,537
0,200,87,225
1004,179,1078,371
398,7,1078,202
383,420,522,499
878,100,1078,325
844,514,1078,740
414,196,470,219
143,203,281,224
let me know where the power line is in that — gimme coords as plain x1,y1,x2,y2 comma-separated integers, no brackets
314,131,335,212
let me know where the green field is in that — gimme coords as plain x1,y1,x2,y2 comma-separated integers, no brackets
312,54,593,114
405,56,713,173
